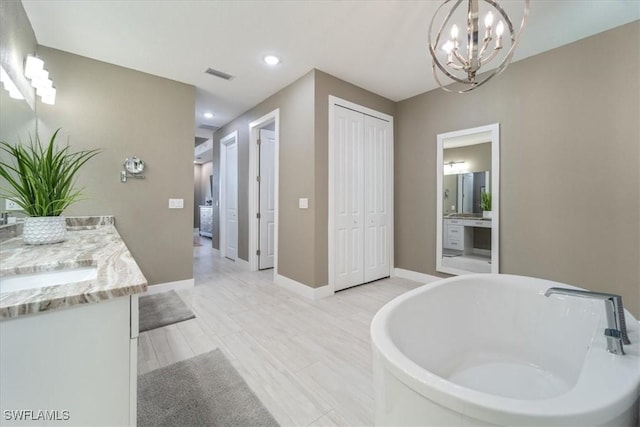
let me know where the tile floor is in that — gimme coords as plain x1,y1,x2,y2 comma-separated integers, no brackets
138,234,423,426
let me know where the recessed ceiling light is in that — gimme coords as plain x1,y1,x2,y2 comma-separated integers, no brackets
263,55,281,66
203,112,213,119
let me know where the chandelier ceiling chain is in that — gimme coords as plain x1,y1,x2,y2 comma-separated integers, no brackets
428,0,530,93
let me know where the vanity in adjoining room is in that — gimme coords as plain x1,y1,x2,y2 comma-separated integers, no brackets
0,216,147,426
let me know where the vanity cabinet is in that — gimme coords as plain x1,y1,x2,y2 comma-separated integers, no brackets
0,296,139,426
199,205,213,238
443,218,492,253
444,219,464,250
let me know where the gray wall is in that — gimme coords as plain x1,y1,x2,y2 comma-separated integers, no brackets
214,70,315,285
313,70,396,286
36,46,196,287
395,22,640,316
213,69,395,287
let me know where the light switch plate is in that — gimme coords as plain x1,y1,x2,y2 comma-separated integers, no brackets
168,198,184,209
5,199,22,211
298,198,309,209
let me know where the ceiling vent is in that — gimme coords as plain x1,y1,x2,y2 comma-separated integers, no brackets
204,67,234,81
198,124,218,131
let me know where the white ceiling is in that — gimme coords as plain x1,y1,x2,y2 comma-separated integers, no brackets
22,1,640,135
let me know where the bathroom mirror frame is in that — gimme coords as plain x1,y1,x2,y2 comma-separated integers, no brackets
436,123,500,275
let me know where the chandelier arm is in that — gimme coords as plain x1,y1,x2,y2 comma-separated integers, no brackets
452,49,469,69
432,63,476,93
477,35,493,59
432,55,478,86
479,45,501,66
447,61,465,71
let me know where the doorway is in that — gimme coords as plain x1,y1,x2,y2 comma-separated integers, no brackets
220,131,238,261
248,109,280,272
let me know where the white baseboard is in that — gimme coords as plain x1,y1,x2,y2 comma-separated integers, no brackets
393,268,440,284
274,274,334,300
144,278,195,295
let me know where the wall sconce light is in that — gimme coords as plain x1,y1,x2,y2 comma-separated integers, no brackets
121,156,146,183
0,66,25,100
24,55,56,105
445,160,467,174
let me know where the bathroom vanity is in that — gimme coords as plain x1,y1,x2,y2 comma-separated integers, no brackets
442,216,492,273
0,217,147,426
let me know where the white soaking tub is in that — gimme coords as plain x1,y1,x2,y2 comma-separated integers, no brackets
371,274,640,426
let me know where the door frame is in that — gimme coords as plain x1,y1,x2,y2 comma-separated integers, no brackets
248,109,280,273
219,130,238,260
328,96,394,293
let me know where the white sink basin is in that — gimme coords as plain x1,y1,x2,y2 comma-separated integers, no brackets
0,267,98,294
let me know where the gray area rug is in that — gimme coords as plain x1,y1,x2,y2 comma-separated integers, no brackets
138,349,279,427
139,290,196,332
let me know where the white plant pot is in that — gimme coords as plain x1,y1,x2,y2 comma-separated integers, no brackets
483,210,492,219
23,216,67,245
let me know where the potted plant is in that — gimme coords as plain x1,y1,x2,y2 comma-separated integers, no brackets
480,191,492,219
0,129,100,244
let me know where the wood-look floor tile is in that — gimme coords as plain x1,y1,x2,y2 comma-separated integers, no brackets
138,234,424,427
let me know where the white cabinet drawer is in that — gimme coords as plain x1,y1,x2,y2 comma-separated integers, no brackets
447,225,464,236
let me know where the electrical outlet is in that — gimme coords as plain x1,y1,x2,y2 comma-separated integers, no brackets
5,199,22,211
168,198,184,209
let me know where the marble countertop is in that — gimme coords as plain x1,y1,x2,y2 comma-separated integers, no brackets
0,217,148,319
444,215,491,221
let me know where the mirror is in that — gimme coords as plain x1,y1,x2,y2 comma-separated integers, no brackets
124,156,145,175
0,80,37,217
436,123,499,275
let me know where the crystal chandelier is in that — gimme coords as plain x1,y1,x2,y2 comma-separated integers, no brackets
428,0,529,93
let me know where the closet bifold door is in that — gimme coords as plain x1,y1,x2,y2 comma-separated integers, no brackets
334,106,365,291
333,105,392,292
363,115,391,283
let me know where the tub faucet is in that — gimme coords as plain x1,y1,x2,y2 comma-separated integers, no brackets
544,287,630,355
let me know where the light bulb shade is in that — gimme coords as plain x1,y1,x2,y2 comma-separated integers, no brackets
484,11,494,28
24,56,44,79
41,86,56,105
31,69,49,89
450,24,459,39
428,0,530,93
36,81,54,97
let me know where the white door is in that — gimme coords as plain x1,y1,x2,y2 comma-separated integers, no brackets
363,115,391,282
334,106,365,291
223,139,238,261
258,129,276,269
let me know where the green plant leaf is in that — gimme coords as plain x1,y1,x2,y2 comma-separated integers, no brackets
0,129,101,217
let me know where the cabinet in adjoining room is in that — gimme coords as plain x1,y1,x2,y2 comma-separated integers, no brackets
199,205,213,238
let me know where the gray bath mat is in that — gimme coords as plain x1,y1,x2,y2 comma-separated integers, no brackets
138,349,279,427
139,290,195,332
